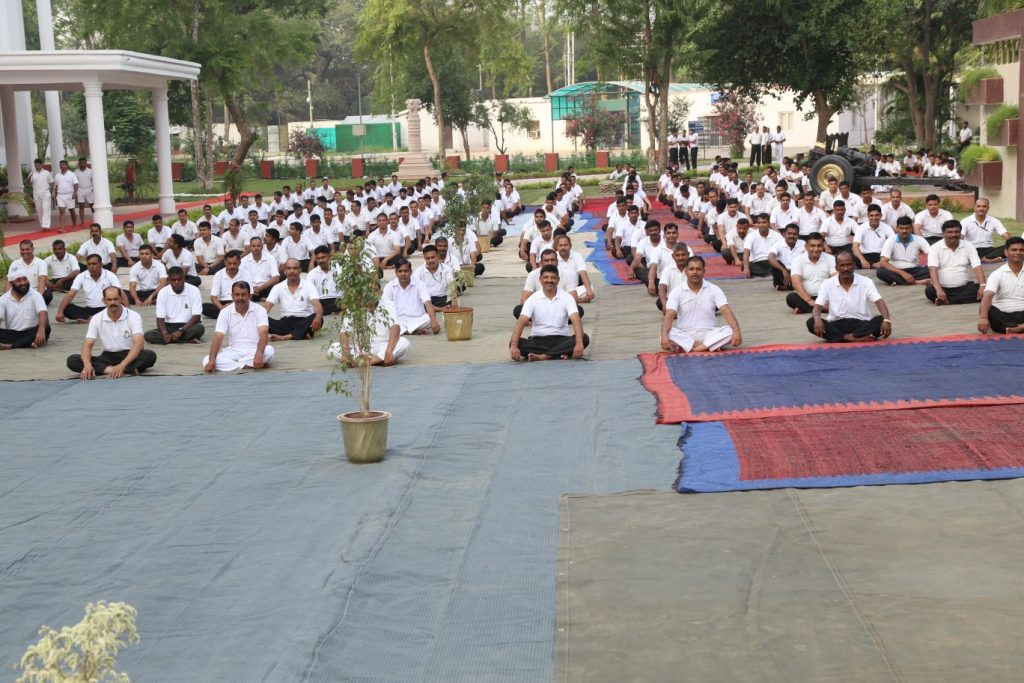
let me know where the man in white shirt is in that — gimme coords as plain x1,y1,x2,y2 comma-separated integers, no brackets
767,224,806,291
528,220,557,272
714,199,747,256
53,159,78,230
818,177,841,212
6,240,50,303
748,183,776,216
957,120,974,153
660,255,742,353
510,265,588,361
979,237,1024,334
263,259,324,341
877,217,931,286
769,192,799,232
556,234,594,303
786,232,836,313
27,159,54,230
880,189,915,228
852,204,896,269
612,206,646,260
128,245,167,306
722,217,752,267
172,209,199,249
216,198,244,235
307,245,343,315
74,157,94,228
56,255,124,322
0,275,49,349
809,252,892,343
203,250,246,319
115,220,144,268
315,176,335,201
926,220,985,305
743,213,785,279
161,235,201,286
330,297,408,367
66,285,157,378
366,214,404,269
147,214,173,256
412,244,454,309
961,197,1009,261
221,218,253,256
43,239,82,293
203,281,274,372
380,259,440,335
194,222,227,275
914,194,954,244
145,267,204,344
760,126,773,165
772,126,786,161
797,192,827,238
820,201,857,257
241,237,281,301
77,224,118,272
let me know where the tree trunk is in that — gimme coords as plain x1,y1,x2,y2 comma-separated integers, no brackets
644,87,659,172
657,53,672,171
422,43,446,169
460,126,471,160
541,13,553,93
812,90,835,143
224,92,258,166
203,91,214,188
189,80,209,189
901,56,926,146
922,74,937,149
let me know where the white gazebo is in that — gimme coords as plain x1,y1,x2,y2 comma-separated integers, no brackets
0,50,200,228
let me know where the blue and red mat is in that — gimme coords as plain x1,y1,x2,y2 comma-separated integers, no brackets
637,335,1024,491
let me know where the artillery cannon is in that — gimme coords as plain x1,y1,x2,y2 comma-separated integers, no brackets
807,144,972,194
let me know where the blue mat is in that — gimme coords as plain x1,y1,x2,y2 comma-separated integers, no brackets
0,360,676,682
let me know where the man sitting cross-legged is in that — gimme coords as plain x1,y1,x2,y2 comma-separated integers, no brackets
145,267,205,345
786,232,836,314
203,250,246,319
767,224,806,292
307,245,342,315
412,244,455,310
203,281,274,372
329,297,409,367
660,256,743,353
808,251,892,343
128,244,167,307
510,265,589,361
56,254,123,323
0,275,50,350
514,249,559,319
876,216,931,287
66,286,157,378
381,258,441,335
926,219,985,305
742,213,784,279
978,236,1024,334
263,259,324,341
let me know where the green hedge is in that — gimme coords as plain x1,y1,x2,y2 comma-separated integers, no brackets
986,104,1019,139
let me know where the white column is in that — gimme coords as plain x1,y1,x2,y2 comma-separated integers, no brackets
36,0,65,165
83,81,113,229
0,86,28,216
152,85,175,215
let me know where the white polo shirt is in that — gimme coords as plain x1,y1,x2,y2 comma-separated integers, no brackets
790,252,836,297
45,253,80,279
162,249,198,277
773,239,807,270
155,283,202,323
77,238,116,265
928,240,981,288
520,288,577,336
881,201,914,227
147,226,173,249
129,261,167,290
796,206,827,236
215,303,269,348
820,216,857,248
557,251,587,291
308,263,343,298
412,263,453,298
173,219,199,241
7,257,47,284
743,229,784,263
70,269,121,307
222,228,253,253
815,274,882,321
666,280,728,331
530,235,556,260
914,208,954,239
194,235,226,263
86,306,144,352
303,227,332,254
54,170,77,195
881,234,930,269
282,236,309,261
74,167,94,193
960,215,1008,249
381,278,430,321
853,223,896,254
985,264,1024,312
241,253,278,286
115,233,143,259
770,205,800,230
366,228,403,258
267,279,319,317
0,289,47,330
28,168,53,195
210,269,246,301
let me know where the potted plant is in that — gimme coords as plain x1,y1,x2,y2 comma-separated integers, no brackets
442,268,474,341
326,238,393,463
960,145,1003,188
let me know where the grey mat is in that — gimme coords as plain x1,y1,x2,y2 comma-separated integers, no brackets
556,487,1024,683
1,359,678,681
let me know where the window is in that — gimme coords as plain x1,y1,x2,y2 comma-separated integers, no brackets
527,120,541,139
777,112,794,130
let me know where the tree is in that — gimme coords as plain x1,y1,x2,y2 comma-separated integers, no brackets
288,129,326,161
472,101,534,155
711,94,760,158
881,0,975,148
563,93,626,151
104,92,156,159
691,0,887,143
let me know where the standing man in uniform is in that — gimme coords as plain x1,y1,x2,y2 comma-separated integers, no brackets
53,160,79,231
27,159,54,231
75,157,95,228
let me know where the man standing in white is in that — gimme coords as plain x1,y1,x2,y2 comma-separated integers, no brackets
66,285,157,378
772,125,786,161
203,281,274,372
660,256,743,353
75,157,95,228
27,159,54,230
809,252,892,343
53,160,79,231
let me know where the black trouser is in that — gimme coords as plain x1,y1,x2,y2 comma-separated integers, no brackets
0,324,50,348
298,258,311,271
66,349,157,374
634,265,651,285
876,265,929,285
750,144,761,166
383,254,402,268
669,147,679,165
925,235,942,245
203,301,231,319
786,292,814,313
829,244,853,258
860,252,882,266
748,260,772,278
63,304,104,321
989,306,1024,333
470,262,484,276
620,246,633,262
143,322,205,345
490,228,507,247
517,333,590,357
200,261,225,275
681,148,691,171
430,295,450,310
133,289,157,304
807,315,883,343
78,262,115,272
320,297,340,315
722,249,737,264
185,275,202,287
41,289,53,305
925,282,979,304
116,256,135,268
690,147,698,169
772,265,791,290
269,314,316,340
762,144,772,165
977,245,1006,260
513,303,584,319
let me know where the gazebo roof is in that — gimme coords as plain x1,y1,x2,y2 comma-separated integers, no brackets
0,50,200,91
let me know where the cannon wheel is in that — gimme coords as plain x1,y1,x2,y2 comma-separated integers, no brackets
809,154,854,193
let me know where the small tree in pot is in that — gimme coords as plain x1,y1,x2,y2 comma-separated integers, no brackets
326,239,394,463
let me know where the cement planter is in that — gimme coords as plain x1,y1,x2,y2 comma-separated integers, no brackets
995,119,1019,147
338,410,390,463
966,78,1004,106
965,161,1003,188
442,307,473,341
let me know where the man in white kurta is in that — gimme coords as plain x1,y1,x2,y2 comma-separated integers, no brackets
27,159,54,230
203,281,275,372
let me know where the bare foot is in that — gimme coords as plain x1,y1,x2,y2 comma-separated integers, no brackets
188,338,202,344
527,353,551,362
269,334,291,342
0,343,12,350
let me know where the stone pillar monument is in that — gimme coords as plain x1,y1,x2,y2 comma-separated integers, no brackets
397,98,435,179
